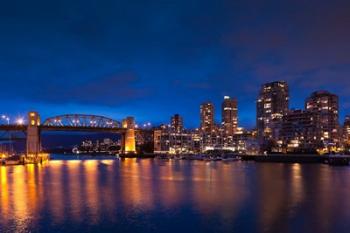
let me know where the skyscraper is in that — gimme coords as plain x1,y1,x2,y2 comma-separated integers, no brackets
343,116,350,150
200,102,214,134
305,91,339,144
257,81,289,141
171,114,183,133
222,96,238,136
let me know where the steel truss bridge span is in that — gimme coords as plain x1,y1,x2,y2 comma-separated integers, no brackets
43,114,121,129
0,112,137,155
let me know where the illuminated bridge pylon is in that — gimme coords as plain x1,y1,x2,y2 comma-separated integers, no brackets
43,114,121,129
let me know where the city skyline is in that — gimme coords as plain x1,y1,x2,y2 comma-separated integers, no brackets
2,1,350,233
0,0,349,128
1,82,349,130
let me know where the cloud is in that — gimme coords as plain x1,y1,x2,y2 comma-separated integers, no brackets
0,0,349,127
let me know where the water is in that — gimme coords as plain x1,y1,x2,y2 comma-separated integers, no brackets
1,157,350,233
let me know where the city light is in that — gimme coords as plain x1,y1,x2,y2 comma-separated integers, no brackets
1,115,10,125
16,118,25,125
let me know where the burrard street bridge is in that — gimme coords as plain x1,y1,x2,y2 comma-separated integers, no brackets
0,112,137,156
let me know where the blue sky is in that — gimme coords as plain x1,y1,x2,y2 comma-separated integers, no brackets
0,0,349,128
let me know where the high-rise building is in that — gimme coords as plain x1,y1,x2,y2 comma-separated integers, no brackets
200,102,214,134
222,96,238,136
171,114,183,133
343,116,350,151
305,91,339,144
257,81,289,141
343,116,350,140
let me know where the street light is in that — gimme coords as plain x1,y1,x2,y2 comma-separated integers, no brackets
1,115,10,125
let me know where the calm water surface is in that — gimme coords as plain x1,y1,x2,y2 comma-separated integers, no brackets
1,157,350,233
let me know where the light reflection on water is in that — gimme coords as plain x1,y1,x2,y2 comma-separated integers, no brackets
1,159,350,233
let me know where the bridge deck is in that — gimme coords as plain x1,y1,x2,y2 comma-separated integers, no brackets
41,125,127,133
0,125,128,133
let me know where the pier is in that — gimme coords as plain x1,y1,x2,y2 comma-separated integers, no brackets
1,153,50,166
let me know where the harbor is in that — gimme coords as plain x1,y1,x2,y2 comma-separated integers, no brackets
154,152,350,166
0,153,50,166
3,151,350,166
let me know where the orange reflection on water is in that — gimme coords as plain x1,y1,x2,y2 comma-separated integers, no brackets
0,164,43,232
47,160,65,224
83,160,100,224
1,159,349,233
0,166,9,218
157,160,185,208
191,161,248,223
120,158,155,209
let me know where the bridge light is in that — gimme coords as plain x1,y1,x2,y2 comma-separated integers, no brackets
16,118,24,125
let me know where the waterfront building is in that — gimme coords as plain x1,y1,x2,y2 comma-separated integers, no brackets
171,114,183,133
256,81,289,144
200,102,214,133
200,102,216,147
136,129,154,153
343,116,350,153
232,128,259,155
222,96,238,136
153,125,200,154
280,109,320,153
305,91,340,147
78,138,120,153
343,116,350,142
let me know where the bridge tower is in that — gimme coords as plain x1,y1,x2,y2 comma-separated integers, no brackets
26,112,41,156
122,117,136,154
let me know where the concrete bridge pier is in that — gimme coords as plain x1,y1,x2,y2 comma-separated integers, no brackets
26,112,41,156
122,117,136,154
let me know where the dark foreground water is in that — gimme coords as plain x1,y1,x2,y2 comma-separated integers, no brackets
1,158,350,233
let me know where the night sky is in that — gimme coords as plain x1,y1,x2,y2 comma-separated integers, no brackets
1,0,349,128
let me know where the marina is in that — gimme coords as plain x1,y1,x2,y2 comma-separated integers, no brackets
1,153,50,166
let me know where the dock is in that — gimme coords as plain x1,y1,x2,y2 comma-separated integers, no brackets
1,153,50,166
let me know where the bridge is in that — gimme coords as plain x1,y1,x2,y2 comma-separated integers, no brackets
0,112,137,157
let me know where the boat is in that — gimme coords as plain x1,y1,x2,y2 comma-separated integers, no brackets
222,157,240,162
158,154,169,160
194,154,205,160
174,155,185,160
3,155,22,166
327,155,350,166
